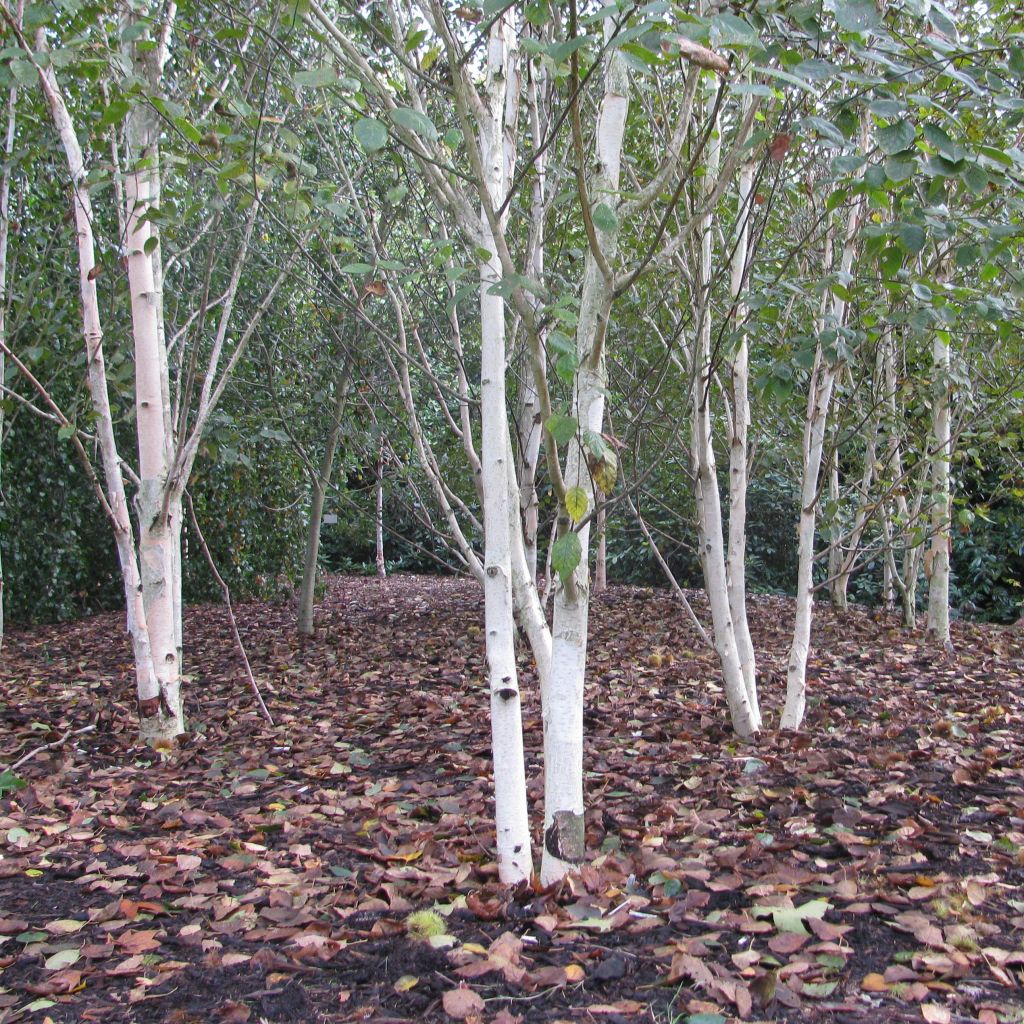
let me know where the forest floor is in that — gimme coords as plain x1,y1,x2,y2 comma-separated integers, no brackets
1,575,1023,1024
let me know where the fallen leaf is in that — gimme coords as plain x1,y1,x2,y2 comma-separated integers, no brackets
442,986,485,1020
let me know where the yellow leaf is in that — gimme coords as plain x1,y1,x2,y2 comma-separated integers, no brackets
565,486,589,524
564,963,586,982
394,975,419,993
862,973,889,992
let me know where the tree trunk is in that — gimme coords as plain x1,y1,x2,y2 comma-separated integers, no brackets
541,26,628,884
297,362,353,635
479,13,532,884
690,120,758,740
375,436,386,579
926,328,952,648
724,159,759,726
781,347,839,731
827,457,845,611
593,500,607,594
31,33,162,720
0,21,17,648
127,157,182,742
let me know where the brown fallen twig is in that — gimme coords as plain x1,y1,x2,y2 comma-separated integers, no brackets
6,720,97,774
184,490,275,726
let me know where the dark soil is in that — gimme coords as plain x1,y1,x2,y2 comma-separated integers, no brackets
1,575,1022,1023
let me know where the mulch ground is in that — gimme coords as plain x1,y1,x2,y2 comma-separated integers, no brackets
0,574,1022,1024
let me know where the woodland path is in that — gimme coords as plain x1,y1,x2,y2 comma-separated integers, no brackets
1,575,1022,1023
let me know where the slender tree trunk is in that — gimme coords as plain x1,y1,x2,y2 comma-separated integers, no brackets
516,49,548,584
781,343,839,731
0,15,18,648
724,159,758,725
29,31,162,716
479,14,532,884
297,360,353,635
826,457,845,610
593,501,607,594
782,130,868,730
541,26,628,884
926,328,952,648
127,149,182,741
690,120,758,740
375,436,386,579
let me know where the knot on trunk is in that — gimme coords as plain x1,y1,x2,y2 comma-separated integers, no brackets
544,810,585,865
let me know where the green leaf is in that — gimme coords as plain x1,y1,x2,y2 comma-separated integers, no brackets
57,423,75,441
832,0,880,33
923,123,964,162
884,153,917,182
751,898,831,934
898,223,926,254
548,36,589,65
960,163,988,195
565,486,588,524
876,120,915,155
341,262,374,274
353,118,388,153
44,948,80,970
389,106,438,141
592,203,618,233
294,65,337,88
99,98,130,127
0,770,26,795
545,414,578,446
685,1016,727,1024
551,532,582,584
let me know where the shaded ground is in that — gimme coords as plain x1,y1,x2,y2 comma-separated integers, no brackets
1,575,1023,1024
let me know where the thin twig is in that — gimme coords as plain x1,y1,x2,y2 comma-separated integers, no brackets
184,491,275,725
6,721,97,773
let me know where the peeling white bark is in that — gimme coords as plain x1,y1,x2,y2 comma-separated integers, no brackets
541,27,629,884
782,126,867,730
690,124,758,739
479,15,532,884
926,327,952,647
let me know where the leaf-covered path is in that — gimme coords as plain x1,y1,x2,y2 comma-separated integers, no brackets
1,575,1023,1024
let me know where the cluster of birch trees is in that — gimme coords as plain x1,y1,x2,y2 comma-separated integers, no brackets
1,0,1022,882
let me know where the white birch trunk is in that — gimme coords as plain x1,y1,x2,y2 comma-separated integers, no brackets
127,158,182,741
690,121,758,740
297,364,352,635
375,436,387,579
724,160,758,726
31,35,162,714
516,52,548,583
479,15,532,884
541,28,628,884
926,329,952,647
782,133,867,729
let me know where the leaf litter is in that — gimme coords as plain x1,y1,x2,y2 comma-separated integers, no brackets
0,575,1023,1023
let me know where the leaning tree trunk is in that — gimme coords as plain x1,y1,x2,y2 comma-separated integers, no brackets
926,327,952,648
541,26,628,884
297,361,353,635
690,118,758,739
478,13,532,884
28,30,162,715
724,157,759,728
782,129,867,731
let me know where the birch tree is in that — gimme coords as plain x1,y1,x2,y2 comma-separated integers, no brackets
1,1,295,742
